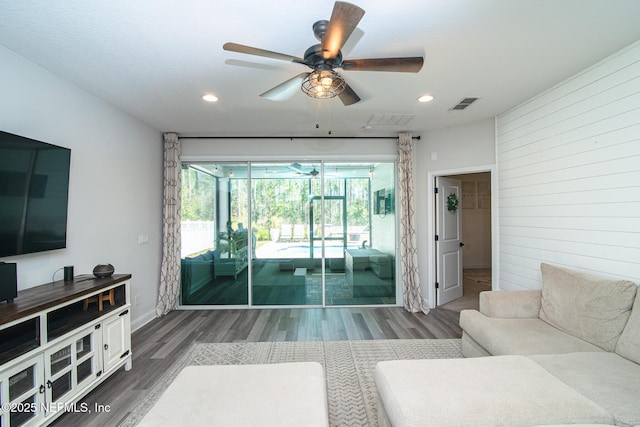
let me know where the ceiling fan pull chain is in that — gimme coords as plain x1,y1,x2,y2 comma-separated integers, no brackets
315,99,321,129
328,100,333,135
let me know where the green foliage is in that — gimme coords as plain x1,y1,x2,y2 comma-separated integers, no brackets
182,165,374,240
181,168,215,221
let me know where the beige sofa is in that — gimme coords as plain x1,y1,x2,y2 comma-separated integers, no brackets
376,263,640,426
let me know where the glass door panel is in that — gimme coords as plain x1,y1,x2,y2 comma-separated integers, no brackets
180,162,249,305
325,162,396,305
10,393,36,427
49,345,71,376
214,163,249,305
50,374,71,402
75,332,95,386
8,365,36,399
251,162,318,306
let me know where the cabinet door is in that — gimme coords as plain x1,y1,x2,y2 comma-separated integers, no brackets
43,327,99,413
102,309,131,373
44,341,73,404
0,355,45,427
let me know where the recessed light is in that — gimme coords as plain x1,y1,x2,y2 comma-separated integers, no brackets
202,94,218,102
418,94,434,103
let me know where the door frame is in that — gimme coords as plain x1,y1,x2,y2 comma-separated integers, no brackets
426,165,498,308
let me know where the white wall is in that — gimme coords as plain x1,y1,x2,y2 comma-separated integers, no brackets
0,45,163,330
496,40,640,290
414,119,496,307
181,137,397,159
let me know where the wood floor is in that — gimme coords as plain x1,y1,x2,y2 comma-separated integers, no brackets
51,306,462,426
50,268,492,426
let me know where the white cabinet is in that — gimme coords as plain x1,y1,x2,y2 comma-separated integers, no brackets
0,275,132,427
101,308,131,374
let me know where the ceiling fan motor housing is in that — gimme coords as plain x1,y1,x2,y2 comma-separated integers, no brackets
304,44,343,70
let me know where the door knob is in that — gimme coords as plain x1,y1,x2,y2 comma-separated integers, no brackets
459,242,465,247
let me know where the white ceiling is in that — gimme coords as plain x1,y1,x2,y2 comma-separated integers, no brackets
2,0,640,138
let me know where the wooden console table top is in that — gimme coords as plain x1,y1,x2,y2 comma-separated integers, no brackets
0,274,131,326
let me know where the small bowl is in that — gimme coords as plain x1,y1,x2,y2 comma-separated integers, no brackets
93,264,115,278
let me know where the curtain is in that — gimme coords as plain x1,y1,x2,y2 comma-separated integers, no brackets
156,133,182,316
397,133,429,314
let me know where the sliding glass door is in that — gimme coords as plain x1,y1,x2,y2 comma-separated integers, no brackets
180,161,397,307
251,162,317,305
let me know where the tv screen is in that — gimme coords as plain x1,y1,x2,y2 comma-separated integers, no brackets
0,131,71,257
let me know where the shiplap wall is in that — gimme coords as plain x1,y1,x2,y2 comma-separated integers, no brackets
496,41,640,290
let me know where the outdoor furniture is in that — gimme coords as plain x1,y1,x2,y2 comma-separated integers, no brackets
280,224,293,241
293,224,305,241
293,268,307,286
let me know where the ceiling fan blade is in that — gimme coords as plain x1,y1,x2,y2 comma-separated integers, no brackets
341,57,424,73
338,83,361,106
223,42,305,64
260,73,309,100
321,2,365,59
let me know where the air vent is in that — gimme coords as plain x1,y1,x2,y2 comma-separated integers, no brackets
451,97,479,110
367,114,415,126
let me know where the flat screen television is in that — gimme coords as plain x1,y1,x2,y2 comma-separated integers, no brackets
0,131,71,257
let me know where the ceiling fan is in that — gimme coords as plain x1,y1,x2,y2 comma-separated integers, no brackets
223,1,424,106
288,163,320,176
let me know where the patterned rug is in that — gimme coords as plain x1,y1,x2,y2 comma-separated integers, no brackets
120,339,462,426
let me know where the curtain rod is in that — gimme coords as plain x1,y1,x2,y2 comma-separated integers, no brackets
178,135,420,140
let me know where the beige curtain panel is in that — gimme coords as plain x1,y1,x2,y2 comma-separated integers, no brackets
398,133,429,314
156,133,182,316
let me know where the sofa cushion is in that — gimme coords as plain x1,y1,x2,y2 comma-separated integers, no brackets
616,289,640,364
479,289,542,318
530,352,640,426
460,310,604,356
539,263,637,351
376,355,614,427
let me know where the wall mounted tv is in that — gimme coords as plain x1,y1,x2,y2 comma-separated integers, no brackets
0,131,71,257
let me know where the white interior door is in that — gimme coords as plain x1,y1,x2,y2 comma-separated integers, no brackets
435,177,463,305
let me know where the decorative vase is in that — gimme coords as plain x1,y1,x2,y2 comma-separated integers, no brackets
93,264,115,278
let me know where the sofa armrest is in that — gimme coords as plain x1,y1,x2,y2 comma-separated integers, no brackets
479,290,542,318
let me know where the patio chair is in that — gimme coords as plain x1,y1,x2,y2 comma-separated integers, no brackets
280,224,293,242
293,224,305,241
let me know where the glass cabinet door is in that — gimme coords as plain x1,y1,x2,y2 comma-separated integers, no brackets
44,328,97,408
0,355,45,427
47,344,72,402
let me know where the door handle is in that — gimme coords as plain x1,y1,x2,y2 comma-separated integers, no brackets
459,242,465,247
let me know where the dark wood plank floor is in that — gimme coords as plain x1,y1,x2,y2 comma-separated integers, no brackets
52,306,462,426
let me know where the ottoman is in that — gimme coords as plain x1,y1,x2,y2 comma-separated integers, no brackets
370,254,392,278
138,362,329,427
375,355,614,426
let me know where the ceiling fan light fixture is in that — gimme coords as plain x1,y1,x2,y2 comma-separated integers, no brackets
301,69,346,99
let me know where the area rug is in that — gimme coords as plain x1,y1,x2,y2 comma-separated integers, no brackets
120,339,462,427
